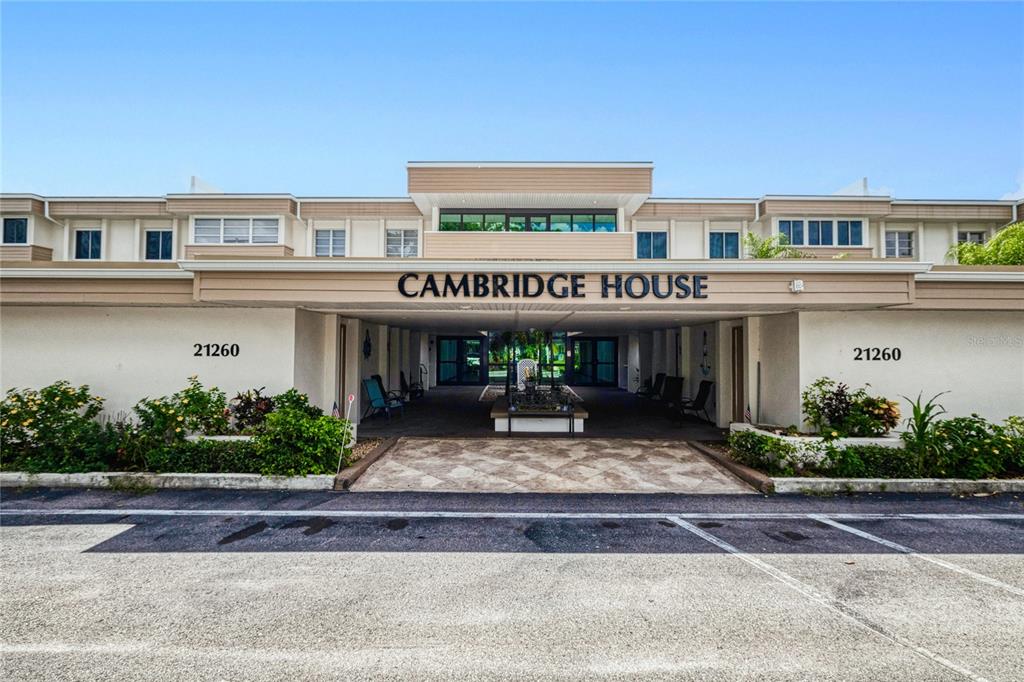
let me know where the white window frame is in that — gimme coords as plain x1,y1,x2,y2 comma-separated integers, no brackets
188,216,283,246
314,228,347,258
776,217,867,247
386,228,419,258
2,216,30,245
634,222,670,260
885,230,915,258
143,228,175,262
72,227,103,261
708,230,741,259
958,230,986,245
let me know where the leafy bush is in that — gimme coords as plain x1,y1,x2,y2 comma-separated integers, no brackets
743,232,804,259
802,377,900,437
932,415,1013,480
819,444,916,478
228,387,275,432
271,388,324,418
947,221,1024,265
252,409,351,476
144,439,261,474
0,382,114,473
134,376,229,444
727,430,800,475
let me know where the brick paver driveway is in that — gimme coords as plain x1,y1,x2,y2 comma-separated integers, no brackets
351,437,753,494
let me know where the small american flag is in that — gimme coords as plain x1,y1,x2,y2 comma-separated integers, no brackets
332,401,341,418
743,404,752,423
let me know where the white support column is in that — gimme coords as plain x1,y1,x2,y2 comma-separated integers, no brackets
949,222,958,263
63,220,71,260
878,220,886,258
307,217,315,257
669,219,676,258
378,218,387,257
617,207,626,232
740,220,749,258
172,218,181,259
101,218,109,260
430,206,440,231
916,220,925,261
133,219,141,261
702,219,711,258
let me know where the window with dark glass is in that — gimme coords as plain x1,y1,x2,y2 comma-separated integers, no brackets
709,231,740,259
145,230,173,260
75,229,102,260
837,220,863,246
440,213,462,231
808,220,833,246
571,215,594,232
484,214,505,231
2,218,28,244
637,231,667,259
594,214,616,233
958,231,986,244
435,211,616,232
550,214,571,232
779,220,804,245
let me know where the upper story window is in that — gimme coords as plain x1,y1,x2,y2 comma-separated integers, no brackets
781,218,863,246
439,211,616,232
145,230,173,260
193,217,280,244
636,231,667,259
958,231,986,244
387,229,418,258
2,218,28,244
74,229,102,260
709,231,740,259
885,231,914,258
315,229,346,257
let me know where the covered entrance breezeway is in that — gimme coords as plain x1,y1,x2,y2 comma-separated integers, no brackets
356,385,725,440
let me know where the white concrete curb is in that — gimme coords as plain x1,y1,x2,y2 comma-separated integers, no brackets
0,471,335,491
772,477,1024,495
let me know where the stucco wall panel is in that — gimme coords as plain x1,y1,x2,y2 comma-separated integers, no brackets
0,307,296,415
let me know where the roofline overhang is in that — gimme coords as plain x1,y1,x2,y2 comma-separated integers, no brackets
407,161,654,169
175,259,934,275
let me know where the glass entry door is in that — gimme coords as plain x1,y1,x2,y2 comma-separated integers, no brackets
569,337,618,386
437,336,486,385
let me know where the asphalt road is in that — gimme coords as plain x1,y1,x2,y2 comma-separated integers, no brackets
1,488,1022,681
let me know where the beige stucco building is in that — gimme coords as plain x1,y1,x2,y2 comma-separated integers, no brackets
1,161,1022,431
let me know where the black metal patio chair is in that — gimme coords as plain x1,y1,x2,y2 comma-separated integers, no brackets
637,372,666,400
678,380,714,422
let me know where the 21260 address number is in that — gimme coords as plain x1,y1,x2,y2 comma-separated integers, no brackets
853,347,901,361
193,343,240,357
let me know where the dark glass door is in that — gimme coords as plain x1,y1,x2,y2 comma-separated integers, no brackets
569,337,618,386
437,336,487,385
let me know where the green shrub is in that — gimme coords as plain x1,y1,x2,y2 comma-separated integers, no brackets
252,409,351,476
932,415,1009,480
144,439,261,474
819,444,916,478
134,376,229,443
727,430,800,475
802,377,900,437
1004,416,1024,471
228,387,275,432
742,232,805,259
0,382,114,473
947,221,1024,265
271,388,324,418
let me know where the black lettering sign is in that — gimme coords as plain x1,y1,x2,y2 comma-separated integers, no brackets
399,272,710,300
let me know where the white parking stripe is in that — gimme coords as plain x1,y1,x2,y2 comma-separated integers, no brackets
1,508,1022,521
809,515,1024,598
667,516,990,682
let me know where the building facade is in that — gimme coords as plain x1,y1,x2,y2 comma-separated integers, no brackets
1,161,1022,431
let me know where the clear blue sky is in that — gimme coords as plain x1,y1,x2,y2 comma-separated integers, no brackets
2,2,1022,199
